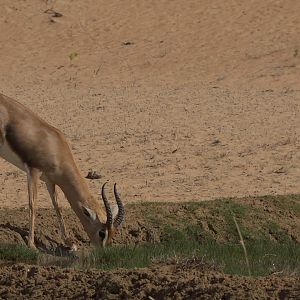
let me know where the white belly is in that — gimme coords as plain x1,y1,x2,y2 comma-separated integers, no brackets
0,141,25,171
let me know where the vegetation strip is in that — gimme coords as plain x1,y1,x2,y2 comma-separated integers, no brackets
0,195,299,277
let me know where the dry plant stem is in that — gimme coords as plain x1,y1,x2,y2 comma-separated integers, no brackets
231,212,252,276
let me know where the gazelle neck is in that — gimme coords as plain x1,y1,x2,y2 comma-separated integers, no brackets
56,166,106,223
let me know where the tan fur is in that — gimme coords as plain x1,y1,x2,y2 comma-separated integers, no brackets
0,93,118,249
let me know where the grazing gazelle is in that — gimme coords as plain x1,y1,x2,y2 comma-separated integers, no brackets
0,93,124,250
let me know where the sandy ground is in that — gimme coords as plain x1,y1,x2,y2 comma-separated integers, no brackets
0,0,299,210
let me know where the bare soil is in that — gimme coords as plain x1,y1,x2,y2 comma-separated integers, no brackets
1,260,299,300
1,0,300,298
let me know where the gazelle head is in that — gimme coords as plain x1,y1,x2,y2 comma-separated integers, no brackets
82,182,125,247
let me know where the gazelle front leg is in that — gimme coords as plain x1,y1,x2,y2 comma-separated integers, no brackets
24,164,40,249
45,179,77,251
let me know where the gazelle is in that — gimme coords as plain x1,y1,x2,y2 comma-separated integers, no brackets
0,93,124,250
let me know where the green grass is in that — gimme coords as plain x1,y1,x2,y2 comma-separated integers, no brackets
197,240,300,276
78,224,300,276
1,237,298,277
0,243,38,263
80,226,200,270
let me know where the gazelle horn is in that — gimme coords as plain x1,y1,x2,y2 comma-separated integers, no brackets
113,183,125,228
101,182,113,229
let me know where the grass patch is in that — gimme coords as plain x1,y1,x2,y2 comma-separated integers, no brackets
0,243,38,263
78,224,300,276
80,226,200,270
198,240,300,276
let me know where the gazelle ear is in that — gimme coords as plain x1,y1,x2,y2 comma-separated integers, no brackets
82,206,97,222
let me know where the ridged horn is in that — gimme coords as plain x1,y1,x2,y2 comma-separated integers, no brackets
113,183,125,228
101,182,113,229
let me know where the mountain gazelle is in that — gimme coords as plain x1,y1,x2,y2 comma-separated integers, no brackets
0,93,124,250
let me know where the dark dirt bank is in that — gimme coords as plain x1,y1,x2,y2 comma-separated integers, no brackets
0,195,299,251
0,260,299,300
0,196,299,299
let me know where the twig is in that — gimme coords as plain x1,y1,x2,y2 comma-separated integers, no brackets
231,211,252,276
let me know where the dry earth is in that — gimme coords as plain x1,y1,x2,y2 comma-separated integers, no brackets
0,0,299,208
0,0,300,298
1,261,299,300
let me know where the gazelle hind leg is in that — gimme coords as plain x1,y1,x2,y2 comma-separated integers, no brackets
24,164,40,249
45,179,77,251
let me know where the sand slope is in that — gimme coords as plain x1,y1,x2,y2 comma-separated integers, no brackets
0,0,299,207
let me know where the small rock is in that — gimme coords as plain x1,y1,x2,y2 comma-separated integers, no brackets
122,41,134,46
44,9,63,18
85,171,102,179
211,139,220,146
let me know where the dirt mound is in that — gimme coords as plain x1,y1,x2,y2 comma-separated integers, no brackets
0,260,299,299
0,196,299,299
0,207,158,252
0,195,299,253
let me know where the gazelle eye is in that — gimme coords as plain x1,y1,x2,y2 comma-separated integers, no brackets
98,231,106,240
